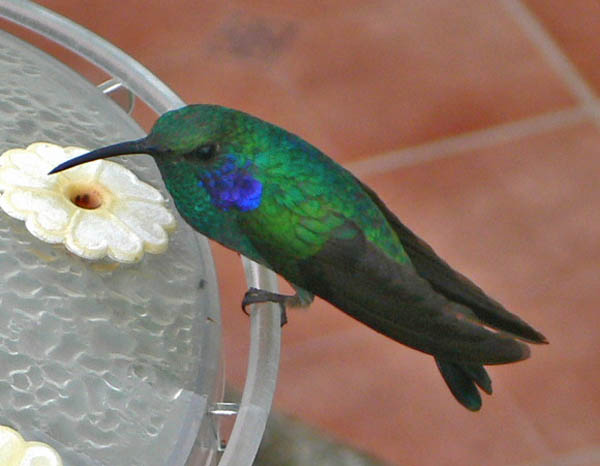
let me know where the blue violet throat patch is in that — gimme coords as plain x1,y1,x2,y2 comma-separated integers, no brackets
197,155,263,211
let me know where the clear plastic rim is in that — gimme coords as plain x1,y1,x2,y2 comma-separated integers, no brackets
0,1,282,465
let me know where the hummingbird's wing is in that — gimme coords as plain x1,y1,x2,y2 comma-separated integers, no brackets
282,214,536,410
290,218,532,365
350,179,546,410
355,179,547,344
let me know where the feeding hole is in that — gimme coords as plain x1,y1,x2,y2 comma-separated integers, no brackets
66,184,104,209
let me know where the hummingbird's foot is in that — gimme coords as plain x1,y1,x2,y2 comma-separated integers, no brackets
242,287,289,326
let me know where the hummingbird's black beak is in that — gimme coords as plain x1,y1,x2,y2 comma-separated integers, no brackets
48,137,152,175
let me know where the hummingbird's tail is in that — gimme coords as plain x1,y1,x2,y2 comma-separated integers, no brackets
436,359,492,411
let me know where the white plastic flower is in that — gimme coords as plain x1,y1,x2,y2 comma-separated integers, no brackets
0,142,176,263
0,425,62,466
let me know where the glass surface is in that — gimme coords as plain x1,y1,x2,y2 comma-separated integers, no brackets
0,29,220,466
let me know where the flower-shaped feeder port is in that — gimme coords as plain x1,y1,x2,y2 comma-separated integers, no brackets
0,142,176,263
0,425,62,466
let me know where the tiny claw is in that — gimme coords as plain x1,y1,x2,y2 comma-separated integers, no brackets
241,287,263,315
280,307,288,327
241,287,289,327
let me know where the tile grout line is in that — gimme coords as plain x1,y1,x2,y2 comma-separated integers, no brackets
481,2,594,458
501,0,600,111
347,107,588,177
350,0,600,178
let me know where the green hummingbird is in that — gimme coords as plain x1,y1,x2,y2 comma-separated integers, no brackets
49,104,547,411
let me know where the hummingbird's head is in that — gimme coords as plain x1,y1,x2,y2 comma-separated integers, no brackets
146,105,232,156
48,105,242,175
48,105,266,213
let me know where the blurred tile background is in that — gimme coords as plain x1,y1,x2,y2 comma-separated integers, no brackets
5,1,600,464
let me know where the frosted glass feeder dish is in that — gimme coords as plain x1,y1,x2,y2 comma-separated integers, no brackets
0,25,222,466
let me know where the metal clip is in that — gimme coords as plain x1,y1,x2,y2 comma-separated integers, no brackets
209,402,240,451
98,78,135,114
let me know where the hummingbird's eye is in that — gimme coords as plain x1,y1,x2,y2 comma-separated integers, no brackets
185,143,219,162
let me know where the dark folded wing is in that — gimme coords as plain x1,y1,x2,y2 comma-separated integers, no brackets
356,179,547,344
292,220,531,365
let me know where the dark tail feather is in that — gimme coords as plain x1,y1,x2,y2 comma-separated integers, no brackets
436,359,492,411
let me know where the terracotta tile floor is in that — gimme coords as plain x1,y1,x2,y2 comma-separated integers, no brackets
11,1,600,464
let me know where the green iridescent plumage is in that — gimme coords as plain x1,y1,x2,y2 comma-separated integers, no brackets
49,104,547,411
150,106,410,269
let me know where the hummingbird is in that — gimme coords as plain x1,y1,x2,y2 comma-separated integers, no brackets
49,104,547,411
